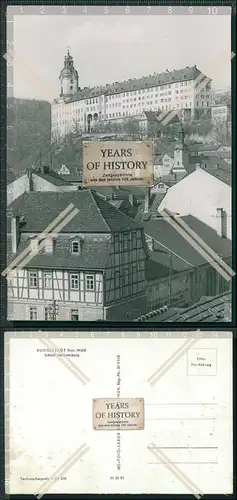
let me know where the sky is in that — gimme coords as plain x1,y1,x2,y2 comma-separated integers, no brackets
10,12,231,102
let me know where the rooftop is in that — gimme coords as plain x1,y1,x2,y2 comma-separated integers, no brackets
8,190,142,233
7,166,17,185
164,291,231,321
143,214,231,272
186,154,231,186
91,186,122,198
56,66,204,104
189,149,231,161
33,168,74,186
136,192,166,221
202,166,231,187
119,186,148,197
158,169,231,231
8,236,112,271
188,144,218,152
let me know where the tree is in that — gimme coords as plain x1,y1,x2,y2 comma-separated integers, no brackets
92,120,122,134
147,120,163,139
123,118,141,139
212,89,231,106
211,120,231,147
71,118,83,136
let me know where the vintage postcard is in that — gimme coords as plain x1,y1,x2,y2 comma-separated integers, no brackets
5,330,233,495
6,5,232,323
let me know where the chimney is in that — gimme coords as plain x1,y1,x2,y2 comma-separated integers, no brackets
144,187,150,213
216,208,227,238
11,215,20,254
27,169,34,191
43,165,50,174
146,236,154,251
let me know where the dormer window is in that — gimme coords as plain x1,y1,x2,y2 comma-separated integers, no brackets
44,238,54,254
71,240,80,254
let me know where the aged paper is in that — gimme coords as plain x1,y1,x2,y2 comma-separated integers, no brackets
5,332,233,495
83,140,154,186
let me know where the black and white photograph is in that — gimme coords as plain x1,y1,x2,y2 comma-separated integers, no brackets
6,5,233,322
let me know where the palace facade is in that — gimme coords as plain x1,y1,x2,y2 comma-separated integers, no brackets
51,50,212,139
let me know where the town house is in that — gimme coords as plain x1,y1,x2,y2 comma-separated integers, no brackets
7,190,148,321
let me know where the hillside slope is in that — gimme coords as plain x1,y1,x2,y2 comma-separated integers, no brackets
7,97,51,174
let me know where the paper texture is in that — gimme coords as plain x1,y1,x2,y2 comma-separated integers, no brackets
83,140,154,186
5,332,233,495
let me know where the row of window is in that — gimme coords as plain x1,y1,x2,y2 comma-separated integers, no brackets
55,102,209,131
86,106,98,112
28,271,95,291
105,103,191,119
54,82,210,108
56,99,210,125
29,306,79,321
105,93,209,106
105,81,194,100
54,92,211,119
86,98,99,105
55,98,210,125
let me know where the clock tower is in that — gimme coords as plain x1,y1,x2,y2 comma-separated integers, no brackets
59,48,79,96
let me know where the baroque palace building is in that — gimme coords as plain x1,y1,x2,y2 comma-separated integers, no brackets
51,50,212,139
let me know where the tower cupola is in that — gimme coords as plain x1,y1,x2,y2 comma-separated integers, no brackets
59,48,79,96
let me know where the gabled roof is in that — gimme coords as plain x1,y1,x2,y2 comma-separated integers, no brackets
203,166,231,186
56,164,83,182
186,155,231,186
158,168,231,217
8,190,141,233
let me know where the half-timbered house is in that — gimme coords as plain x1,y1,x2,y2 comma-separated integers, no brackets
7,190,148,321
